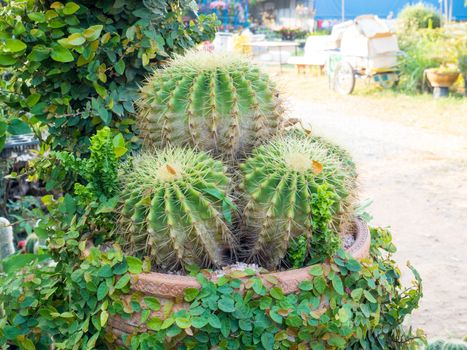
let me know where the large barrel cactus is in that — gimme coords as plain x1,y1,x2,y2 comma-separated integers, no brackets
240,133,357,268
138,50,284,159
118,148,236,271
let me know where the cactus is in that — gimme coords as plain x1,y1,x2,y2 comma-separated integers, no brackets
25,233,39,254
427,339,467,350
118,147,236,271
0,218,15,267
138,50,284,160
239,133,357,268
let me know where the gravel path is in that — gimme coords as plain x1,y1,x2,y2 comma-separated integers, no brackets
289,97,467,338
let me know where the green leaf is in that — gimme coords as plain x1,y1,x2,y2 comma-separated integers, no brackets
208,313,221,329
112,133,127,158
100,310,109,327
4,39,27,53
203,187,225,200
308,264,323,276
97,264,113,278
144,296,161,311
115,274,131,289
351,288,363,301
26,94,41,107
363,290,377,303
184,287,200,302
18,337,35,350
8,119,32,135
83,25,103,41
28,46,50,62
58,33,86,48
126,26,136,41
87,333,99,349
126,256,143,274
218,296,235,313
298,280,313,291
332,275,344,295
222,200,233,225
115,59,125,75
261,332,275,349
328,334,346,347
337,307,351,323
63,2,80,15
0,54,16,66
96,196,119,214
175,316,192,329
28,12,47,23
313,276,327,294
270,286,284,300
51,46,74,62
97,282,109,301
192,316,209,329
147,317,162,331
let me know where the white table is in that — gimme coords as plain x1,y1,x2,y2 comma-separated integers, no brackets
242,41,299,72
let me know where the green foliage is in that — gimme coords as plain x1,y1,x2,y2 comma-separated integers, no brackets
397,29,443,92
116,227,423,349
398,3,441,31
240,133,357,269
138,50,283,159
397,24,467,93
0,239,140,349
0,0,218,153
56,127,124,201
118,147,236,270
30,127,126,242
0,151,424,350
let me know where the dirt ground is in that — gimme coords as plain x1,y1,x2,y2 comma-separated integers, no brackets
272,70,467,338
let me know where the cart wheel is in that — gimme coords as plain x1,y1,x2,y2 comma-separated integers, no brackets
333,61,355,95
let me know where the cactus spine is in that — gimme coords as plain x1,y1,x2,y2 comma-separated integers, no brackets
118,148,235,271
240,134,357,268
0,218,15,267
138,50,284,159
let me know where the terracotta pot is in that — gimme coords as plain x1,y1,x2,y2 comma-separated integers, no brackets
425,69,460,88
108,218,371,344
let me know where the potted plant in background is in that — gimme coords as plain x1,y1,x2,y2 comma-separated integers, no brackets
425,64,460,97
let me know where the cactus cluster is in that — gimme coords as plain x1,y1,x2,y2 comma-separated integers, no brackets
118,147,235,271
118,50,360,271
239,134,357,268
138,50,284,160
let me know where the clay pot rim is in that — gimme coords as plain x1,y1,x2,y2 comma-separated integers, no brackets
425,68,460,76
130,218,371,298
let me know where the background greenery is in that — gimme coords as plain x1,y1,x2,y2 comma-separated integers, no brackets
0,0,218,153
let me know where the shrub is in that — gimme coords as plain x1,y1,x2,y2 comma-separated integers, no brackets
138,50,283,160
398,2,441,31
0,0,218,153
397,29,444,92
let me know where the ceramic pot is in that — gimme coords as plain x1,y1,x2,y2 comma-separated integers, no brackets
108,218,371,345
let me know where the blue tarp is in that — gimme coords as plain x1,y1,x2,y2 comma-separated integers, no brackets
315,0,467,21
